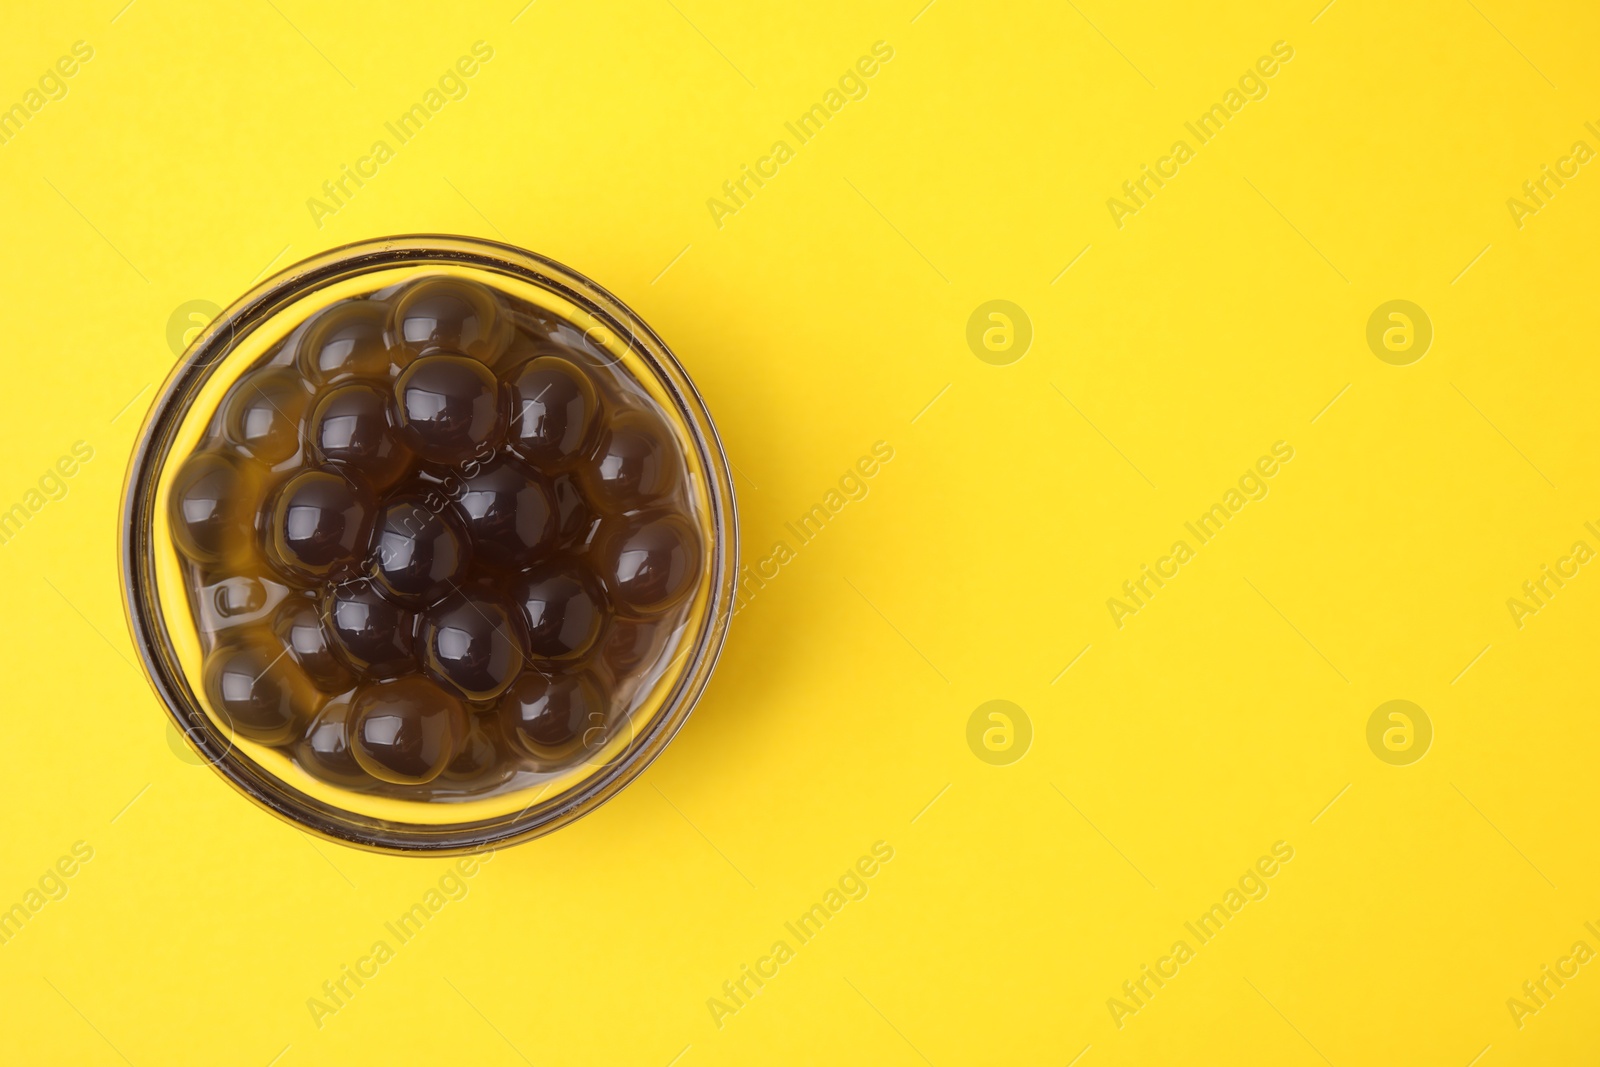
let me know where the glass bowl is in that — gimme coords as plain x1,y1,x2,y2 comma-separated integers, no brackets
120,235,737,854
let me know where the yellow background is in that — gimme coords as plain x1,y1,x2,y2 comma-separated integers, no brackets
1,1,1597,1063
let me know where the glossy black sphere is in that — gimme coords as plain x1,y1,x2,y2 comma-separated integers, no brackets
324,578,417,677
580,408,678,507
597,513,702,617
392,277,507,362
499,670,606,755
273,595,355,693
268,470,375,582
201,634,320,745
296,699,370,787
299,300,396,384
419,591,526,701
226,368,310,464
169,451,256,565
450,458,555,570
371,496,471,606
395,355,503,464
349,676,466,785
308,382,412,489
513,563,605,660
506,355,601,465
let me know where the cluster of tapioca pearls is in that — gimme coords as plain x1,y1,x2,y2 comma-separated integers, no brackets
166,275,703,792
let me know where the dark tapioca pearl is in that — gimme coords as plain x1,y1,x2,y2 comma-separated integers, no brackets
499,669,608,756
441,713,509,783
308,382,413,490
371,496,471,606
348,676,466,785
506,355,601,466
201,632,321,745
169,450,258,565
324,578,418,677
268,469,375,582
549,472,596,549
392,276,508,363
450,457,555,570
225,367,311,464
596,512,702,617
418,591,527,702
600,618,665,682
298,300,397,385
296,698,371,788
513,563,605,661
579,408,679,508
273,594,355,694
395,355,503,465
